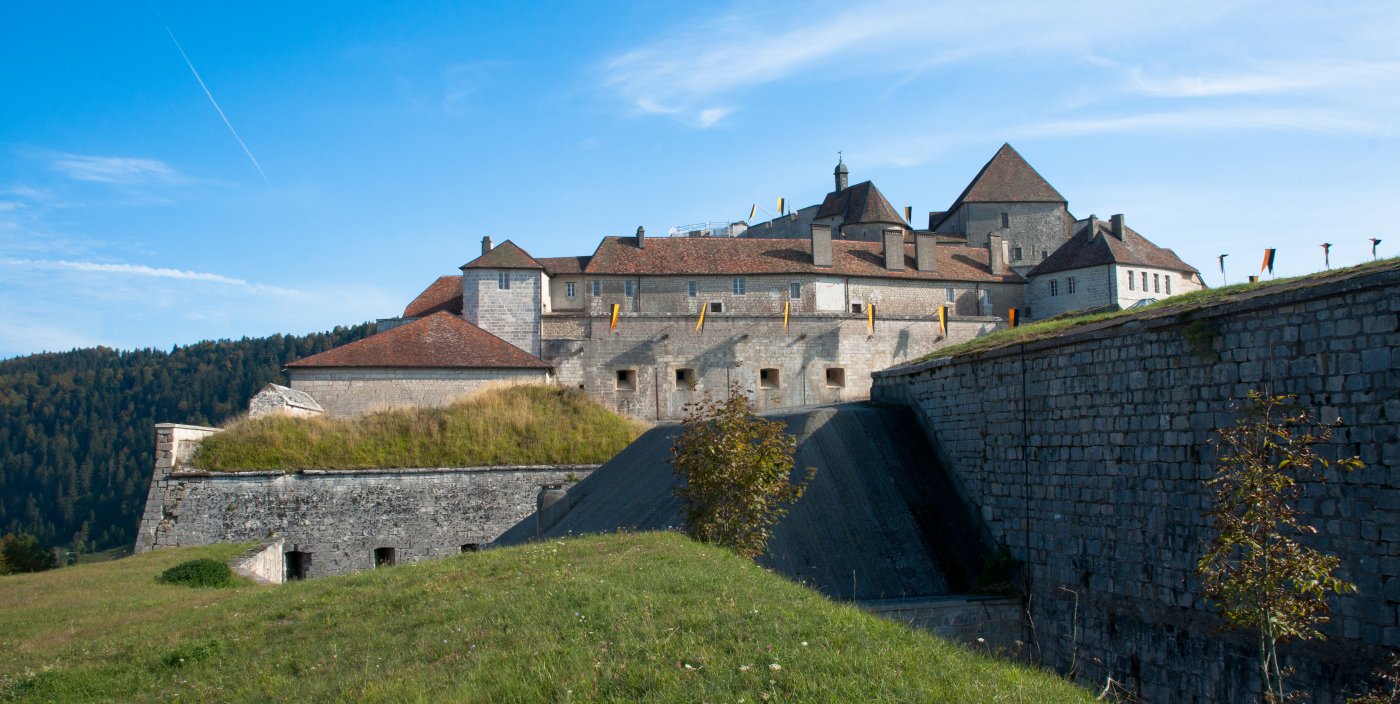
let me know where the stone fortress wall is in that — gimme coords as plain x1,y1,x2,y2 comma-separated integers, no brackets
289,367,549,417
135,424,594,578
872,262,1400,702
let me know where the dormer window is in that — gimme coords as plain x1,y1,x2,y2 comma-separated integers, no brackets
497,272,510,290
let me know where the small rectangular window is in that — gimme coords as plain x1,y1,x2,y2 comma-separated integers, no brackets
1067,277,1076,294
615,369,637,392
825,367,845,388
1049,280,1058,296
1141,272,1148,290
1013,245,1023,261
687,281,697,297
591,280,601,297
732,277,746,295
565,282,576,298
945,287,954,303
1000,212,1009,228
1128,271,1135,291
759,368,780,389
675,368,696,389
461,543,480,553
624,280,635,297
497,272,510,290
1165,276,1172,295
374,547,396,568
789,282,800,299
851,303,864,314
1153,273,1160,293
1041,250,1048,260
709,301,723,313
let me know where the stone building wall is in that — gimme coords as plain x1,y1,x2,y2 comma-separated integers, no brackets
1027,265,1206,321
545,312,1000,420
288,367,549,417
135,420,595,577
936,202,1069,268
463,268,543,355
871,263,1400,702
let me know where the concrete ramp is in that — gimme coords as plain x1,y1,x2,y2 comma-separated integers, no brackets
495,403,987,600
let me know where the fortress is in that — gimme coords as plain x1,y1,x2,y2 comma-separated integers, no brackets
281,144,1204,420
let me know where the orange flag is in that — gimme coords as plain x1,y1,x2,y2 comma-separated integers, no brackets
694,305,706,333
610,303,619,332
1008,308,1018,328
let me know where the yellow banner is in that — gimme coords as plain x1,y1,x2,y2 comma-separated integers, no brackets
749,204,757,221
695,304,706,333
867,303,874,333
938,305,947,337
610,303,619,332
783,301,790,332
904,206,912,223
777,197,786,215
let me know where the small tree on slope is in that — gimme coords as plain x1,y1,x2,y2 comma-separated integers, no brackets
1197,391,1363,703
669,385,815,559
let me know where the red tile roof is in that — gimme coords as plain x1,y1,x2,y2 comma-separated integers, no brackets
402,275,463,317
814,181,907,226
932,144,1065,229
582,236,1021,283
1027,220,1200,277
286,312,550,370
461,240,545,270
536,256,591,275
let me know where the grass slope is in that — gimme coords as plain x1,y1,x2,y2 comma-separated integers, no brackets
0,533,1093,703
194,385,651,472
914,257,1399,364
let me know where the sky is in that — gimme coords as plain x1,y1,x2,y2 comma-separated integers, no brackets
2,1,1398,359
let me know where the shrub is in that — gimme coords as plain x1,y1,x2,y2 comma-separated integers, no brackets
163,639,223,668
158,558,236,588
669,385,814,558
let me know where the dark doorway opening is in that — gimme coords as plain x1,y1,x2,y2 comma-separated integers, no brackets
374,547,396,567
285,550,309,580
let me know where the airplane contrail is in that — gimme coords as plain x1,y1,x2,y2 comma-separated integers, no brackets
156,10,270,185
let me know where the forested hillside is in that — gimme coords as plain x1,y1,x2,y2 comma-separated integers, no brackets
0,324,374,554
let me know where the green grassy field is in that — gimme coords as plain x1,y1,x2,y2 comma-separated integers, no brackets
0,532,1093,703
913,257,1399,364
193,385,651,472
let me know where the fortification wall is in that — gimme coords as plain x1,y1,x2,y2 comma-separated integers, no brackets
288,367,549,417
872,263,1400,702
136,424,594,577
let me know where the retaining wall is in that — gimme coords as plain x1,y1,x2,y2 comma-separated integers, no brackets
872,262,1400,702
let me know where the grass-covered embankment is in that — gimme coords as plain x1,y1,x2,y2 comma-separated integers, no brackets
193,385,650,472
912,257,1399,364
0,532,1093,703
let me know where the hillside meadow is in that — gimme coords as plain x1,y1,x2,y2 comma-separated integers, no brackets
0,532,1094,703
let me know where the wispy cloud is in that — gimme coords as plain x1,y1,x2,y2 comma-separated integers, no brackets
49,154,184,185
1019,108,1392,139
1126,61,1400,98
442,61,505,109
4,258,306,296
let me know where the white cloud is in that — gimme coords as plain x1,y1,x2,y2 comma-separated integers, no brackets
49,154,184,185
3,258,306,296
1127,61,1400,98
1018,108,1392,139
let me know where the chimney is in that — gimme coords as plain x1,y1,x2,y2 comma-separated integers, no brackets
481,236,494,255
1086,214,1098,239
811,223,832,267
1110,214,1125,240
635,225,646,249
915,233,937,272
882,228,904,271
834,157,848,191
988,233,1008,275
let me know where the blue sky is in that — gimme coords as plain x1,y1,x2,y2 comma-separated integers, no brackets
2,1,1397,358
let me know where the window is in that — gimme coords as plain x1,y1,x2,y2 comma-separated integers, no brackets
732,277,746,295
709,301,723,313
1013,245,1023,260
979,290,992,315
1128,271,1135,291
1153,273,1160,294
591,280,601,297
1000,212,1009,228
615,369,637,392
374,547,396,568
789,282,800,299
851,303,864,314
687,281,697,297
674,368,696,390
284,550,309,580
497,271,510,290
1041,250,1048,260
1067,277,1076,294
945,287,955,303
624,280,635,297
1141,271,1148,290
461,543,480,553
565,282,576,298
759,368,780,389
1049,280,1059,296
825,367,846,388
1165,276,1172,295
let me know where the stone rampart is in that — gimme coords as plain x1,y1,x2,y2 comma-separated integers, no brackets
872,262,1400,702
